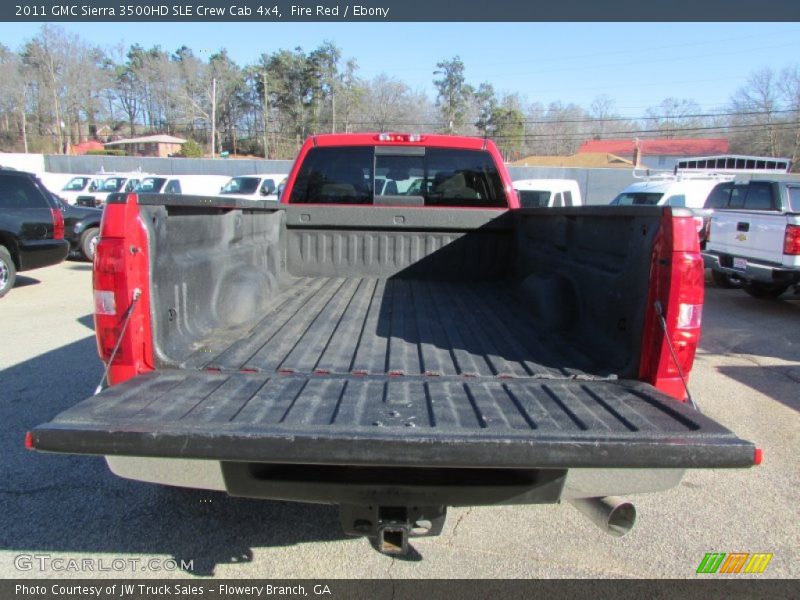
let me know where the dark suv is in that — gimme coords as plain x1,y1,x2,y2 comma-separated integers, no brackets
0,169,70,297
47,192,102,261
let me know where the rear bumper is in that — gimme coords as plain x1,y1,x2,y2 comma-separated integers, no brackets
703,251,800,285
18,239,69,271
105,456,686,504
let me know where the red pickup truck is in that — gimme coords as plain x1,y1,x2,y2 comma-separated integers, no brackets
29,134,755,555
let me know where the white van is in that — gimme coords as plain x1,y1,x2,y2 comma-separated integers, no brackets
219,173,286,200
609,176,733,209
55,175,97,204
514,179,582,208
75,172,152,207
137,175,230,196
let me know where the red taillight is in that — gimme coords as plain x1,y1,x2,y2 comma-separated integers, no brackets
94,238,126,362
374,133,426,142
639,215,705,402
664,252,705,378
50,208,64,240
754,447,763,466
783,224,800,255
24,431,34,450
92,193,153,385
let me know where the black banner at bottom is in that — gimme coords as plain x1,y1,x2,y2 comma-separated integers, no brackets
3,579,798,600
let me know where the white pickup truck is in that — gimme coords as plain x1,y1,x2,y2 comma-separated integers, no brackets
704,180,800,298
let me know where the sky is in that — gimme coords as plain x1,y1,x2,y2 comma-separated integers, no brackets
0,21,798,118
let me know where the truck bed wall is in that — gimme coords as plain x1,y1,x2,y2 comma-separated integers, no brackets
513,209,659,376
141,202,661,378
146,205,286,366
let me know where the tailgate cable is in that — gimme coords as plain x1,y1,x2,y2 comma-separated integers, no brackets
654,300,699,411
94,288,142,395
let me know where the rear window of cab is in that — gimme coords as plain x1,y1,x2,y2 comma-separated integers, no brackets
705,182,779,211
288,146,507,207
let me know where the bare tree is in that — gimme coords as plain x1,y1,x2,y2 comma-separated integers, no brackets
0,46,29,151
589,94,616,139
362,74,414,131
644,98,704,139
22,25,74,153
728,68,783,156
777,65,800,165
336,59,364,134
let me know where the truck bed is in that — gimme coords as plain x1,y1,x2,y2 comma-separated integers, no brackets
31,203,755,472
180,276,607,379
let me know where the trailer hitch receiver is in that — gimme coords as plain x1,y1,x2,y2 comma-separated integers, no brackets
340,505,446,555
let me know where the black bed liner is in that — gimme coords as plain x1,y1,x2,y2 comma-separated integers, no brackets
178,277,606,379
31,370,754,469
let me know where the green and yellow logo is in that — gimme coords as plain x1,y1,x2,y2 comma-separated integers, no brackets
696,552,773,574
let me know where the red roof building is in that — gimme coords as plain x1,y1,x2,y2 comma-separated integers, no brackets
577,138,729,170
578,138,729,156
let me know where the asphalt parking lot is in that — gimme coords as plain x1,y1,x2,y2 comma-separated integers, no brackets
0,261,797,579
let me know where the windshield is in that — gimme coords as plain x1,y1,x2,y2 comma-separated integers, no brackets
220,177,260,195
135,177,167,194
136,177,166,193
610,192,664,206
101,177,126,192
517,190,551,208
290,147,506,207
62,177,89,192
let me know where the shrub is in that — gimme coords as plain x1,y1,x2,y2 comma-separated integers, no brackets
86,149,127,156
177,139,204,158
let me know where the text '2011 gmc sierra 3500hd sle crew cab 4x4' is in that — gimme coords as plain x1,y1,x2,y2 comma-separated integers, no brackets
27,134,758,555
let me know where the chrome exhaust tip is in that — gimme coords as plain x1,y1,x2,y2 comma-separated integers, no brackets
569,496,637,537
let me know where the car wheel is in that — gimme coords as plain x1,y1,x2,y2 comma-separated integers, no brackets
0,246,17,298
711,269,744,289
80,228,99,261
742,281,789,299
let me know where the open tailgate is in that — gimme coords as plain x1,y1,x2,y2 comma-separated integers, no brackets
30,371,756,469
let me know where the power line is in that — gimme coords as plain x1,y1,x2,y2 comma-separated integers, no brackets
296,108,798,129
487,120,800,140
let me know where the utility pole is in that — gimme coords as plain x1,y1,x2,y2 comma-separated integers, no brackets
262,71,269,159
210,77,216,157
21,108,28,154
331,73,336,134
